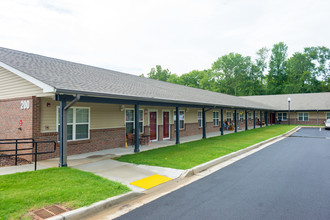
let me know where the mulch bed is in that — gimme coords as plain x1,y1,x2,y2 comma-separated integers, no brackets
0,154,32,167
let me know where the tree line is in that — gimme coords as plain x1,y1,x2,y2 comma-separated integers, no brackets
141,42,330,96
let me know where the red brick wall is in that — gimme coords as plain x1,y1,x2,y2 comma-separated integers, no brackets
0,97,35,160
0,97,34,139
278,119,322,125
170,122,221,140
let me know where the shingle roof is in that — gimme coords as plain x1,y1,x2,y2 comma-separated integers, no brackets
241,93,330,111
0,47,273,110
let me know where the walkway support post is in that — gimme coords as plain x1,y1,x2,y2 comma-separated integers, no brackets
265,111,268,126
59,94,80,167
234,109,237,133
59,99,66,167
202,108,206,139
245,110,248,131
274,112,277,124
260,111,262,128
134,104,140,153
270,112,272,125
176,106,180,144
221,109,224,135
253,110,256,129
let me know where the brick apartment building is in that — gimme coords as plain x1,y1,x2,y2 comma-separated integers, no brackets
0,47,329,164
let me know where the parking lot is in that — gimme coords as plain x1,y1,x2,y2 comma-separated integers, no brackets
116,127,330,220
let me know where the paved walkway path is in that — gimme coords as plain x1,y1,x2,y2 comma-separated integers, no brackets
0,126,257,192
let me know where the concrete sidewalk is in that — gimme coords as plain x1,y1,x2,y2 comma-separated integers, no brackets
0,126,257,192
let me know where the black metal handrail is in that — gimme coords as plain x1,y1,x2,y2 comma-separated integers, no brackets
0,138,56,171
0,138,35,165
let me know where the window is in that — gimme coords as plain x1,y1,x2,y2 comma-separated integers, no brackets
125,109,144,134
213,111,219,126
239,113,244,122
174,110,185,130
197,111,203,128
226,112,232,123
326,113,330,119
278,112,287,121
298,112,309,121
255,112,259,119
57,107,90,141
248,112,252,120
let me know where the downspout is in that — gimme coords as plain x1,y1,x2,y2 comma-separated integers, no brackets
60,94,80,167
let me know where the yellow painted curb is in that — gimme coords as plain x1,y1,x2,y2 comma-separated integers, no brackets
130,174,172,189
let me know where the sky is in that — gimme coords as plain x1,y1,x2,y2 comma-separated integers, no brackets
0,0,329,76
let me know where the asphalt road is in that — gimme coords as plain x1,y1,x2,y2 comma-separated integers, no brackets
116,128,330,220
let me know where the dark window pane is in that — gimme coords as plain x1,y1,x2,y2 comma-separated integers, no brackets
57,125,73,141
76,108,89,123
126,110,134,122
139,110,143,122
180,120,184,129
126,122,134,133
139,122,143,133
76,124,88,139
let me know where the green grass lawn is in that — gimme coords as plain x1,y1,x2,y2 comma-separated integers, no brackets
295,124,323,127
116,125,296,170
0,167,130,220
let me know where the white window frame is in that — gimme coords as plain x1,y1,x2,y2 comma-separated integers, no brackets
125,108,144,134
174,110,185,130
298,112,309,121
278,112,287,121
226,111,232,123
213,111,219,126
255,112,259,119
239,113,244,122
326,112,330,119
248,112,252,120
197,110,203,128
56,106,90,141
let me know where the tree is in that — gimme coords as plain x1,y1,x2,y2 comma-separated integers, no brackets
285,52,320,93
211,53,253,96
267,42,288,94
147,65,172,81
304,46,330,91
250,47,269,95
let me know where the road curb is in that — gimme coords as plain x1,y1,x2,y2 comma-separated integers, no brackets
180,126,300,178
47,126,300,220
47,192,143,220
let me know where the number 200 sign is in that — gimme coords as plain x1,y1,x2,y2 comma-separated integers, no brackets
20,100,30,110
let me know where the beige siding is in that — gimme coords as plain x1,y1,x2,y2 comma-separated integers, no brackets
322,112,329,119
0,67,43,99
40,98,125,132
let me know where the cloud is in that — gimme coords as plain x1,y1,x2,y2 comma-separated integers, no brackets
0,0,329,76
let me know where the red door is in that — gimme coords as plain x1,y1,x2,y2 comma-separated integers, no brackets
272,113,276,124
163,112,169,139
150,112,157,141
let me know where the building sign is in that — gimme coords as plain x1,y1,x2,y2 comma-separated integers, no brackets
20,100,30,110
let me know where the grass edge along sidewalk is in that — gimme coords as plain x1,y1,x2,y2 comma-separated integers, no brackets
0,167,131,220
116,125,296,170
